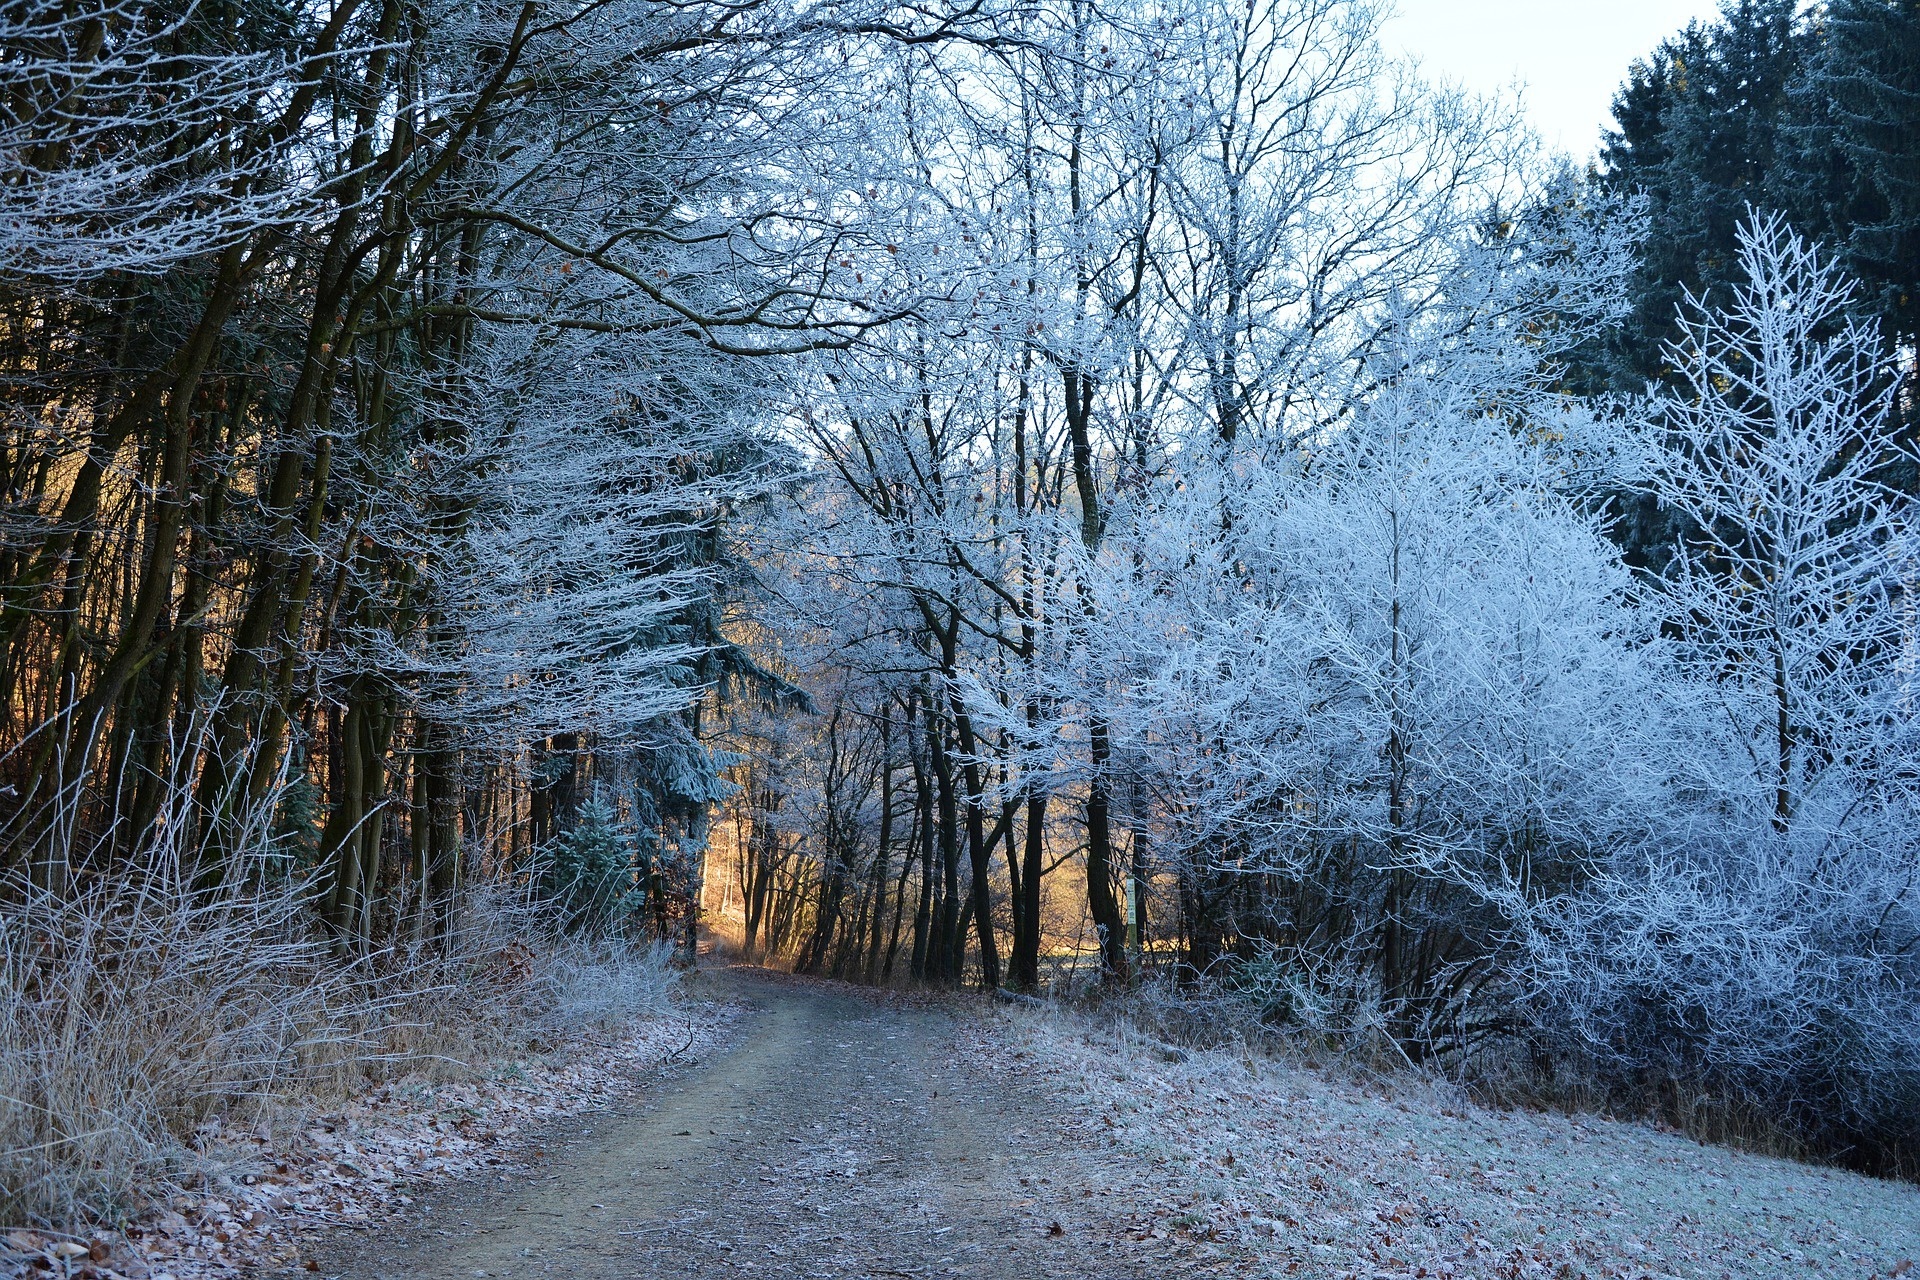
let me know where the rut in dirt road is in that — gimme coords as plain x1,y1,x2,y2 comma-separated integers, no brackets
308,968,1251,1280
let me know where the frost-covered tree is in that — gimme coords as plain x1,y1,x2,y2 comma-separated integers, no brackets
1648,212,1912,834
993,196,1657,1031
1510,215,1920,1155
0,0,305,284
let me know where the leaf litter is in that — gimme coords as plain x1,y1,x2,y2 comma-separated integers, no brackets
0,1002,741,1280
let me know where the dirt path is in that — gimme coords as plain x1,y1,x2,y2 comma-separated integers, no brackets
304,967,1249,1280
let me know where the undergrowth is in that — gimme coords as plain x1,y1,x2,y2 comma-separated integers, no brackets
0,865,679,1231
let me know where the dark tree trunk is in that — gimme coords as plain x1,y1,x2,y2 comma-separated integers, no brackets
1012,791,1047,990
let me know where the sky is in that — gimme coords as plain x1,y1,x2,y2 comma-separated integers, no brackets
1380,1,1728,160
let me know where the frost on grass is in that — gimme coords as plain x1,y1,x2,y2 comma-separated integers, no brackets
44,1002,741,1280
0,881,739,1280
989,1008,1920,1280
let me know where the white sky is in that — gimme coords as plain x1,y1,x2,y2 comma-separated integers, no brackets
1380,1,1727,160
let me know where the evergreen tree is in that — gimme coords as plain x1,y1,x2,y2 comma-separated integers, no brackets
1591,0,1920,393
535,796,645,935
1590,0,1808,395
1580,0,1920,563
1789,0,1920,365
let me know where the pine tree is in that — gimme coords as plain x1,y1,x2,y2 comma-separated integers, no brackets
536,796,645,935
1790,0,1920,378
1591,0,1808,396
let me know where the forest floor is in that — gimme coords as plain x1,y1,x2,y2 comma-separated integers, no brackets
40,995,743,1280
270,966,1918,1280
292,966,1201,1280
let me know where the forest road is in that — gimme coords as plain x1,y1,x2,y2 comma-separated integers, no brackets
306,966,1237,1280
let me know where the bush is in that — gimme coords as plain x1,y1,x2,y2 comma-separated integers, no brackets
533,796,649,934
0,862,374,1227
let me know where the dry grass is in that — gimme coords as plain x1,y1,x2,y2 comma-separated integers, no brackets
0,716,698,1238
0,856,685,1236
0,860,366,1229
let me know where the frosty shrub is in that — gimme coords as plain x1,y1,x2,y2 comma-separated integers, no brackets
540,938,680,1029
1505,217,1920,1161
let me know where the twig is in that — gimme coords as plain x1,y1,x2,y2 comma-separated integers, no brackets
991,988,1046,1009
617,1210,709,1236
